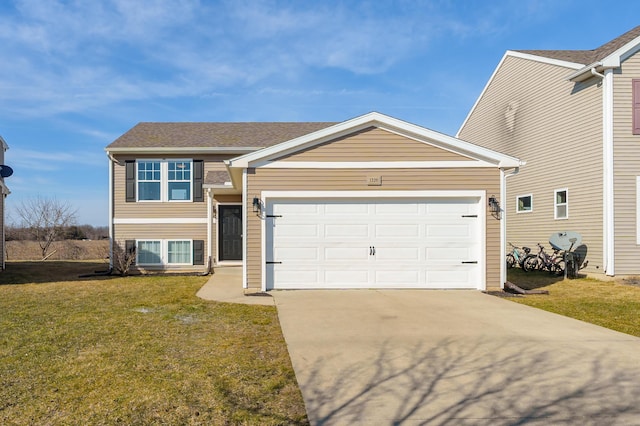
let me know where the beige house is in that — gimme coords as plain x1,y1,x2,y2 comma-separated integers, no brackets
458,25,640,277
106,112,522,291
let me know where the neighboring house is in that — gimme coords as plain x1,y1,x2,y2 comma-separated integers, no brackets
0,135,9,270
458,25,640,278
106,112,522,291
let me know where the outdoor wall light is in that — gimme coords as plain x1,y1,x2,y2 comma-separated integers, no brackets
252,197,261,213
488,195,501,219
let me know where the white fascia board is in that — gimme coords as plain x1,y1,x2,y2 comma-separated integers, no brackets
105,146,261,155
607,34,640,64
458,51,583,137
228,111,522,169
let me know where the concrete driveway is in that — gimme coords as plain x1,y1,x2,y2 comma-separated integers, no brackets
272,290,640,425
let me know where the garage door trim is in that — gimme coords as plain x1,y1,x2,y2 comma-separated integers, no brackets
260,190,487,291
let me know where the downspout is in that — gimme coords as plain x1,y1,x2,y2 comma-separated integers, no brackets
107,152,115,270
500,166,520,288
601,68,615,276
206,188,213,274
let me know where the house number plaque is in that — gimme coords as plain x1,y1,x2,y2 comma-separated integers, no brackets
367,176,382,186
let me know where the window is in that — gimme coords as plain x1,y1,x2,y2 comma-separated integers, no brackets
168,240,191,264
136,240,194,265
137,161,161,201
554,188,568,219
137,240,162,264
136,159,192,202
633,79,640,134
516,194,532,213
168,161,191,201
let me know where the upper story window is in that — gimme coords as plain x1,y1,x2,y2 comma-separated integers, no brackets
136,159,192,202
516,194,532,213
138,161,161,201
554,188,568,219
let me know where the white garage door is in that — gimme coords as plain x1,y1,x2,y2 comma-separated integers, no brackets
265,197,481,289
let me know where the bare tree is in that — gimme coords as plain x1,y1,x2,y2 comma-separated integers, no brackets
112,241,136,276
16,196,77,260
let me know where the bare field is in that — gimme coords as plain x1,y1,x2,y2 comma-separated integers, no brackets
6,240,110,261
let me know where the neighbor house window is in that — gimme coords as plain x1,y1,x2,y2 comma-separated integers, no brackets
136,159,192,202
137,240,162,264
516,194,532,213
633,79,640,134
554,188,568,219
137,161,161,201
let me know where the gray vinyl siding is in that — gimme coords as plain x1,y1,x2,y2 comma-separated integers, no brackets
459,55,604,273
246,167,501,291
613,51,640,275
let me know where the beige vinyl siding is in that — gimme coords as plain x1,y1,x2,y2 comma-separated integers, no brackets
112,154,230,219
113,223,207,273
246,167,501,290
274,127,473,162
459,55,604,273
612,52,640,274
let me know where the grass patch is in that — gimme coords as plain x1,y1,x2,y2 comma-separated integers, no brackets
507,268,640,337
0,262,307,425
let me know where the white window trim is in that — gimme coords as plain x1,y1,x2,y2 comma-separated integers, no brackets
136,159,193,203
554,188,569,220
516,194,533,213
135,239,194,266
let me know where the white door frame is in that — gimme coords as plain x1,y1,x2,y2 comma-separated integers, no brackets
260,190,487,291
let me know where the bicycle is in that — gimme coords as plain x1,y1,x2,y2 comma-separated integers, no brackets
505,242,531,269
522,243,565,275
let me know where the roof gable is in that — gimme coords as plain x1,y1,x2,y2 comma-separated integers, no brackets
229,112,522,169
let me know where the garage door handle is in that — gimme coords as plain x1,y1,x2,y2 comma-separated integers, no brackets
266,261,282,264
369,246,376,256
461,261,478,264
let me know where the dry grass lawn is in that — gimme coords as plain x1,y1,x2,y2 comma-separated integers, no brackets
0,262,308,425
506,269,640,337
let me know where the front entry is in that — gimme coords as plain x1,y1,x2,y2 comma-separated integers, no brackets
219,205,243,261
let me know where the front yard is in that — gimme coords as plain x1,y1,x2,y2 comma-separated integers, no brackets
0,262,307,425
506,269,640,337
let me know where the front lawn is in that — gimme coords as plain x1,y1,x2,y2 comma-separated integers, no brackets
0,262,307,425
506,268,640,337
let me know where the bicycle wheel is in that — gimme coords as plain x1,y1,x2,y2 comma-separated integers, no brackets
551,259,565,276
522,254,539,272
506,253,516,268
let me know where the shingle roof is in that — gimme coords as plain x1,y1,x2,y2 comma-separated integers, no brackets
107,122,338,149
515,25,640,65
204,170,231,186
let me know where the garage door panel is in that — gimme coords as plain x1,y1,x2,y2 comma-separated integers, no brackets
267,197,481,290
324,247,370,261
375,224,420,237
276,223,319,237
325,224,369,238
427,224,474,238
325,203,369,215
275,246,319,261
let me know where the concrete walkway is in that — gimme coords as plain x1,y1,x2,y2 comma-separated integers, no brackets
198,276,640,424
196,266,274,305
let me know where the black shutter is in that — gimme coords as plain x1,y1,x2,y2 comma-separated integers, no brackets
193,160,204,202
193,240,204,265
125,161,136,202
125,240,136,265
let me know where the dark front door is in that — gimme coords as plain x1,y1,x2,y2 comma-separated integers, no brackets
219,205,242,261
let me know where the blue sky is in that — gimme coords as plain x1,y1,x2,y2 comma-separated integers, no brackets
1,0,639,226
